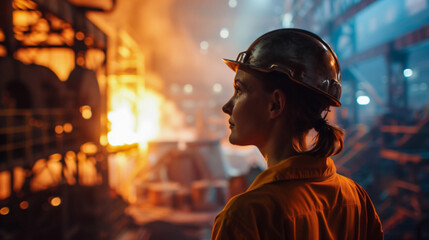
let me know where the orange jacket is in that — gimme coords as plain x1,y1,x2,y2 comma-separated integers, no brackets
212,155,383,240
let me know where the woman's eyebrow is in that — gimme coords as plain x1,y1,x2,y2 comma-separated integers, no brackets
234,79,248,90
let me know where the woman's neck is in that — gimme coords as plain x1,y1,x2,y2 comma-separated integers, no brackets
258,133,298,168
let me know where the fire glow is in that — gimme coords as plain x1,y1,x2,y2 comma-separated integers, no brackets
107,75,162,148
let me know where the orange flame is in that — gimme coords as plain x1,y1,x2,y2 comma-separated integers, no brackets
107,75,162,148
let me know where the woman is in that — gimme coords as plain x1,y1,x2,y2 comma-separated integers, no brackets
212,29,383,239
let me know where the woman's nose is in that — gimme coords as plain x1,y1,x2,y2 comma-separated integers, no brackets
222,99,232,115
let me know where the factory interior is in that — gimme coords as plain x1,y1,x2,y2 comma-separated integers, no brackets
1,0,429,239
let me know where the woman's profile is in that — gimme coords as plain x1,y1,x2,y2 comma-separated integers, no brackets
212,28,383,240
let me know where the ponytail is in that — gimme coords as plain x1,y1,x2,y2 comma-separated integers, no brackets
309,118,344,157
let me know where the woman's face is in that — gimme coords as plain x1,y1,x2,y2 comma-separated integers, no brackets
222,68,272,147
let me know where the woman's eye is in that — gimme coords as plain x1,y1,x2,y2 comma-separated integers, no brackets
234,87,242,95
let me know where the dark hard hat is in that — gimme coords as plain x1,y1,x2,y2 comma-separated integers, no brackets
223,28,342,107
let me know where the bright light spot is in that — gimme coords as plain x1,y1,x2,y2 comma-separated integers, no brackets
118,46,131,58
81,142,98,155
66,151,76,159
184,84,193,94
55,125,63,134
282,13,294,28
63,123,73,133
20,201,29,210
50,197,61,207
403,68,413,77
99,135,108,146
213,83,222,93
107,106,137,146
357,96,371,105
80,105,92,119
228,0,238,8
220,28,229,39
107,86,162,147
84,37,93,46
76,32,85,41
13,11,29,27
76,56,85,66
200,41,209,50
49,153,62,161
77,152,86,161
0,207,9,215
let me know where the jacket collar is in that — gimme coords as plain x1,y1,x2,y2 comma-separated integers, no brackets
247,155,337,191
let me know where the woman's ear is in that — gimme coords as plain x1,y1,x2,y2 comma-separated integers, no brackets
269,89,286,119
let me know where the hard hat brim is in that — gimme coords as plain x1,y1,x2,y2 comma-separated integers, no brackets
222,58,341,107
223,58,240,72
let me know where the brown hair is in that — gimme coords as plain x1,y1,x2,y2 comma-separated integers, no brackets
258,70,344,158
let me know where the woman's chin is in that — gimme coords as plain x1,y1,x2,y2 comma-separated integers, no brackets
229,135,249,146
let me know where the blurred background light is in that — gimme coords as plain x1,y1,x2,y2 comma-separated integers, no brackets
357,95,371,105
213,83,223,93
0,207,10,215
20,201,29,210
282,13,293,28
184,84,193,94
403,68,413,77
200,41,209,50
220,28,230,39
50,197,61,207
228,0,237,8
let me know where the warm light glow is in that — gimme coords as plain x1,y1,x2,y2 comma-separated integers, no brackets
77,152,86,162
107,83,162,147
84,36,93,46
63,123,73,133
81,142,98,155
0,45,6,57
50,197,61,206
76,56,85,66
80,105,92,119
15,48,75,81
76,32,85,41
1,171,11,200
13,10,29,27
49,153,62,161
100,134,108,146
213,83,222,93
13,167,25,192
108,103,138,146
55,125,64,134
119,46,131,58
184,84,193,94
30,158,62,191
0,207,9,215
64,151,77,185
20,201,29,210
